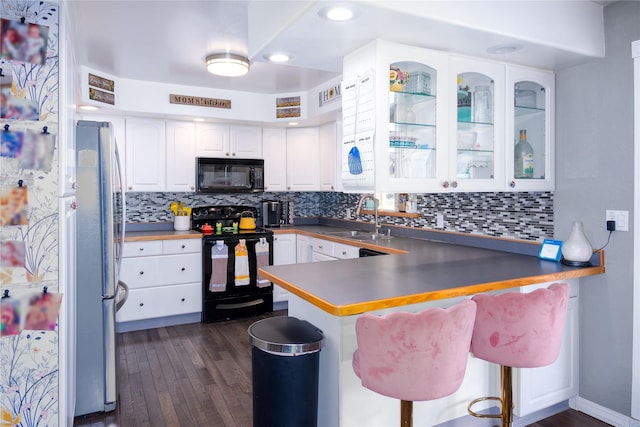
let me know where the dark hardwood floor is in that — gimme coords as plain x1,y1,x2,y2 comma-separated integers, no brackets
74,311,612,427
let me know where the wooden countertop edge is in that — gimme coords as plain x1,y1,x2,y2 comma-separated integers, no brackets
259,264,606,317
274,229,409,254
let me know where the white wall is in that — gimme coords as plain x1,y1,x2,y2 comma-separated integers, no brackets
555,0,640,418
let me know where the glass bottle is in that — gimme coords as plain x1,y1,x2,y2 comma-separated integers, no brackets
514,129,534,179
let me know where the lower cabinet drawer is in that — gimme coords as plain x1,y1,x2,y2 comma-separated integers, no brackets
121,253,201,289
116,283,202,323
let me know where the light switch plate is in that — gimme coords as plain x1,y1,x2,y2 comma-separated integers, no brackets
606,209,629,231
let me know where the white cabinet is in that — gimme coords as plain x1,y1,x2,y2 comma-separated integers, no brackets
117,238,202,324
286,127,320,191
125,118,166,191
505,66,555,191
273,233,297,302
311,237,360,261
263,127,288,191
196,123,262,158
165,121,196,191
447,55,505,192
344,40,554,193
319,122,338,191
515,282,578,416
297,234,313,263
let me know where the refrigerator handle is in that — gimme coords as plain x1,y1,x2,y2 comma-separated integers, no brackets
114,140,126,274
115,280,129,312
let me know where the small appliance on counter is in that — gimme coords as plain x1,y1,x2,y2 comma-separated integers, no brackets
260,200,282,227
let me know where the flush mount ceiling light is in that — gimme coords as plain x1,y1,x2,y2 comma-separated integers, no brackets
486,43,524,55
318,5,356,21
206,53,250,77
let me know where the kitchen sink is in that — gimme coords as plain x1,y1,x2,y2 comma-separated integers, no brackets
321,230,393,241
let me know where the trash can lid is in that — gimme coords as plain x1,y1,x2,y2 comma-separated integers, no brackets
248,316,324,356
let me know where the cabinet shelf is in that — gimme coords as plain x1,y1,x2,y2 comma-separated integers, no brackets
515,105,545,117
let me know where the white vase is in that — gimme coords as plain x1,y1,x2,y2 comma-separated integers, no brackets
561,221,592,263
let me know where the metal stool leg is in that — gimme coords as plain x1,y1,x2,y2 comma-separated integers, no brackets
468,365,514,427
501,365,513,427
400,400,412,427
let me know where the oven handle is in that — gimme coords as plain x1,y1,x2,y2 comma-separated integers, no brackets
216,299,264,310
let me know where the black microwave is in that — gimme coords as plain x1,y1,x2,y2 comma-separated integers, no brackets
196,157,265,193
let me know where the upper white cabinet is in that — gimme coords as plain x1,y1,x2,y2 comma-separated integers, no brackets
344,40,554,193
165,121,196,192
125,118,166,191
195,123,262,158
286,127,320,191
505,66,555,191
319,122,338,191
263,127,288,191
447,56,505,192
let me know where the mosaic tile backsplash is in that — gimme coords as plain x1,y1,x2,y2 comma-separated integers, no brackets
126,191,553,242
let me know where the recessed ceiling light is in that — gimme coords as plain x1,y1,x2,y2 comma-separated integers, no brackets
78,105,99,111
486,44,523,55
266,53,291,63
318,5,356,21
288,122,299,126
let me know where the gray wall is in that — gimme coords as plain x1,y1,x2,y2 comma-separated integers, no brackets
555,1,640,416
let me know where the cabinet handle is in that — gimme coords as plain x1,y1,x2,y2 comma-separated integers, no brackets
181,267,186,271
510,180,516,188
181,298,185,302
451,181,458,188
342,251,347,255
226,152,230,156
190,186,195,191
128,186,133,190
181,244,186,249
139,302,144,307
70,201,77,210
139,271,144,275
139,248,144,251
72,182,79,189
319,245,324,249
232,152,236,156
442,181,449,189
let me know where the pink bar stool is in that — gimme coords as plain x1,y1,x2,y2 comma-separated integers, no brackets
352,300,477,427
468,283,570,427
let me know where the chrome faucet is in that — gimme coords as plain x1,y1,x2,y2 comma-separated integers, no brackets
355,194,380,235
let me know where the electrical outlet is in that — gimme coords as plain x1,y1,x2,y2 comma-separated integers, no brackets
436,213,444,228
606,210,629,232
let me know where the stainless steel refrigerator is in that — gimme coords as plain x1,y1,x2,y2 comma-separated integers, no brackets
75,120,129,416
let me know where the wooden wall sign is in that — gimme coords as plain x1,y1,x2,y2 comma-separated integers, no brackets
169,94,231,109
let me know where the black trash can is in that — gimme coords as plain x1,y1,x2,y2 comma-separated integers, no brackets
248,316,324,427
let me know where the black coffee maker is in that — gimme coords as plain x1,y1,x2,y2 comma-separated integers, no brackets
260,201,281,227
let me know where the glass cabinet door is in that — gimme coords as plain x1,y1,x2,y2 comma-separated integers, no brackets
506,66,554,191
448,57,505,192
456,72,495,185
388,61,437,182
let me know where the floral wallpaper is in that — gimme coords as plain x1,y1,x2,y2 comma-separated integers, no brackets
0,1,60,426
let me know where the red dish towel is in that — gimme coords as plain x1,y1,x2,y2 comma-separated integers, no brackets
209,241,228,292
235,239,250,286
256,238,270,288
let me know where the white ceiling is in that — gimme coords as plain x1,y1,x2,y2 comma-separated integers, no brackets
67,1,608,97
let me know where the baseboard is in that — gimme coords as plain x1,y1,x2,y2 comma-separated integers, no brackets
574,396,640,427
433,402,568,427
115,312,201,333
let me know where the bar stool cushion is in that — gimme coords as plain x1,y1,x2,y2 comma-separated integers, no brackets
470,283,569,368
352,299,476,402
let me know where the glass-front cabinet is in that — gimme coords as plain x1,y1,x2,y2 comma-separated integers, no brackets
342,40,554,194
506,66,555,191
374,42,449,193
447,56,505,192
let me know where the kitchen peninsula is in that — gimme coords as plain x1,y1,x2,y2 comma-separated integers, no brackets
259,229,605,426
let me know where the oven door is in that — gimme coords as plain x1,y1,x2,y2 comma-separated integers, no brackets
201,234,273,321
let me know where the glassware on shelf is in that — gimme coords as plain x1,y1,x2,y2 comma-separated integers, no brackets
472,85,492,124
457,76,471,122
515,84,537,108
